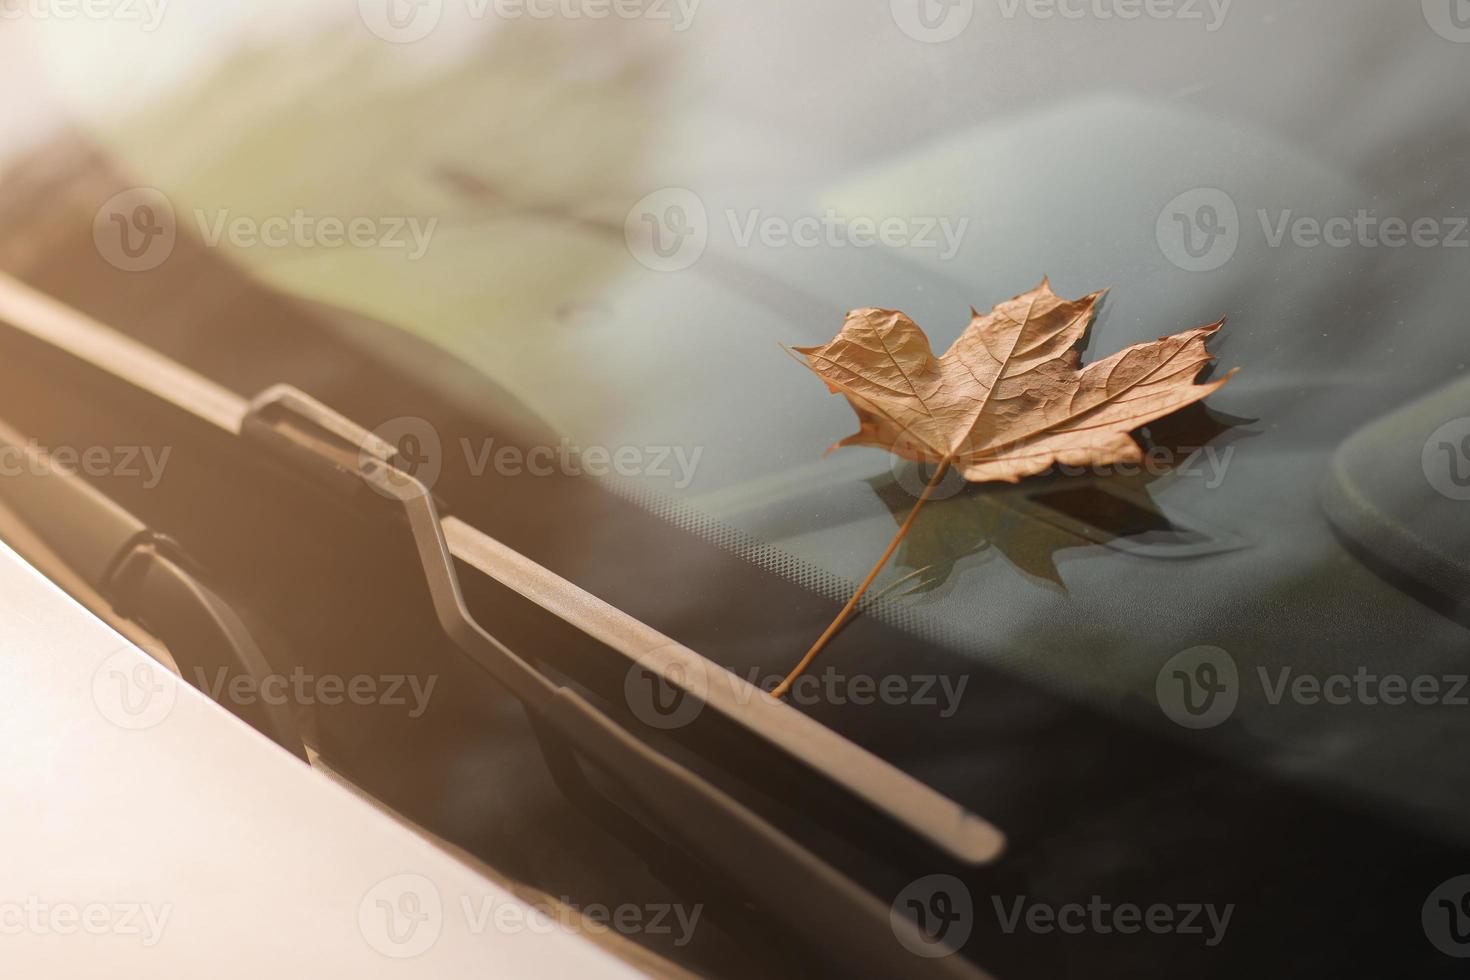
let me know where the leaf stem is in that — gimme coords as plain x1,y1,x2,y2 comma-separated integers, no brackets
772,457,953,698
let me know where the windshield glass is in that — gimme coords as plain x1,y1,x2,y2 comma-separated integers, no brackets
2,2,1468,847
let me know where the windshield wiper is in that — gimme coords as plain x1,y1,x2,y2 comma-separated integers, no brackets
0,272,1002,977
243,384,989,978
0,270,1003,865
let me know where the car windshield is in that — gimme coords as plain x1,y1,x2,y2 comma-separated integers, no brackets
2,1,1469,850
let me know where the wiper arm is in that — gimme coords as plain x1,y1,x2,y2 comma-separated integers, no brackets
242,385,989,978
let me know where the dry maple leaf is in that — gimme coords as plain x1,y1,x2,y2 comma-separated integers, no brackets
773,278,1234,695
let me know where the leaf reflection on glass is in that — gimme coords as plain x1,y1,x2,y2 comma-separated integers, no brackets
868,403,1255,597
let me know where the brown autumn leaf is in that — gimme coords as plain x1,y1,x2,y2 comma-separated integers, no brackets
773,279,1235,696
794,278,1233,482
